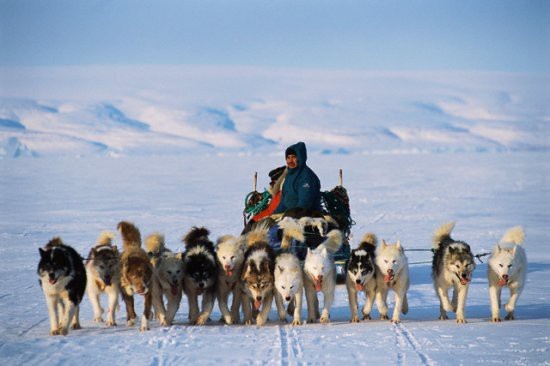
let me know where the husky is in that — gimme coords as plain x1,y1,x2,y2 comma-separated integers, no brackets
278,217,305,250
346,233,377,323
432,222,476,324
303,229,343,323
274,253,304,325
37,237,87,335
241,224,276,326
375,239,409,323
85,231,120,326
215,234,245,325
147,232,184,325
145,232,171,269
182,227,218,325
118,221,167,331
488,226,527,322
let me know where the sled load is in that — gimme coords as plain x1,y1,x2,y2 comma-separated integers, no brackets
243,168,354,283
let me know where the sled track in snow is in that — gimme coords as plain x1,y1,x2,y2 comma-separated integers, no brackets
18,316,48,337
394,323,436,366
278,325,304,364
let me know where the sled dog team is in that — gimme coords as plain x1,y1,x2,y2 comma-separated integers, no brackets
37,220,527,336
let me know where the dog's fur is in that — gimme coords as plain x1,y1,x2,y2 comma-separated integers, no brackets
241,224,276,326
488,226,527,322
346,233,377,322
278,217,306,250
274,253,304,325
38,237,87,335
147,232,184,325
375,239,409,323
303,229,343,323
118,221,166,331
145,232,170,269
85,231,120,326
215,234,245,325
182,227,218,325
432,222,476,323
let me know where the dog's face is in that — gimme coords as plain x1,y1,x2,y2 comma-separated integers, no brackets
348,248,375,290
158,253,184,293
216,237,244,277
242,251,274,310
123,256,153,295
184,248,217,293
304,247,331,291
445,244,476,285
38,248,70,286
489,245,518,286
275,264,301,302
90,246,120,286
375,240,406,283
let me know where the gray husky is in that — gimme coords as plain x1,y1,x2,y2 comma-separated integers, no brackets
432,222,476,323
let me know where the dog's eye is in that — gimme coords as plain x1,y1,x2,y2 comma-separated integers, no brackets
290,285,294,289
222,256,226,260
392,260,396,264
167,271,172,275
508,264,512,268
455,264,460,268
499,264,503,268
99,265,105,270
231,256,235,260
281,286,285,290
384,260,388,264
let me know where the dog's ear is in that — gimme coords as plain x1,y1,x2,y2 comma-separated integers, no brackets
176,252,184,261
277,265,284,273
38,247,48,259
321,247,328,257
113,245,119,255
512,245,517,256
381,239,387,247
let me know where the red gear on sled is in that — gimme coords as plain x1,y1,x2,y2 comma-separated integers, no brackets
251,191,281,222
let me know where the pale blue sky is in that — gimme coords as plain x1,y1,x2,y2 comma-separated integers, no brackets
1,0,548,71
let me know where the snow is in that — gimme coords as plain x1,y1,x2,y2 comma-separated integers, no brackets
0,66,549,364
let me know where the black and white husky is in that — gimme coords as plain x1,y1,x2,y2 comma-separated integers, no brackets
432,222,476,323
85,231,120,326
488,226,527,322
38,237,87,335
346,233,377,323
182,227,218,325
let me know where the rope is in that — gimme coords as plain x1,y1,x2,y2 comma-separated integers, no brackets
242,190,271,226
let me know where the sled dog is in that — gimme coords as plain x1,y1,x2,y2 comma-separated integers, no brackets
488,226,527,322
145,232,171,269
241,224,276,326
118,221,166,331
375,239,409,323
182,227,218,325
38,237,87,335
85,231,120,326
303,229,343,323
215,234,245,325
274,253,304,325
147,233,184,325
432,222,476,323
278,217,305,250
346,233,377,322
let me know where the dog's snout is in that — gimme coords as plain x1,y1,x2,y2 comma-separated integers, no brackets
199,282,205,288
502,274,509,280
461,272,468,279
285,296,291,301
355,279,362,284
387,269,394,275
256,296,262,301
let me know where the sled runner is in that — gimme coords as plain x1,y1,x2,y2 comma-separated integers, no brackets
243,169,354,283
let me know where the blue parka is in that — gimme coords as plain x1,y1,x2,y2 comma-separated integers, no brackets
274,142,322,214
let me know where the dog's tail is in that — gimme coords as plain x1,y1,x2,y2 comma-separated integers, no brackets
279,217,305,250
357,232,377,250
499,226,525,246
145,232,165,253
321,229,343,254
96,231,116,247
117,221,142,249
246,221,270,247
432,221,455,250
182,227,210,247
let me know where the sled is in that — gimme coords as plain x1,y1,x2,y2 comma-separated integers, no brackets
243,169,354,284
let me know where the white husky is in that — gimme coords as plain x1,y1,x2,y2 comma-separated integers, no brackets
303,229,343,324
155,250,184,325
215,235,245,325
488,226,527,322
374,239,409,323
274,253,304,325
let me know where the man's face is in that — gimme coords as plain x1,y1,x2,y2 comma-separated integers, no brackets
286,154,298,169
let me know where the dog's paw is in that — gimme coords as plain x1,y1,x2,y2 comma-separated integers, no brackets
456,318,467,324
291,318,302,326
127,319,135,327
105,320,117,327
350,316,361,323
491,316,502,322
50,328,61,336
59,327,68,336
320,316,330,324
505,312,515,321
93,316,104,323
363,314,371,321
71,323,81,330
139,324,149,332
223,316,233,325
244,319,253,326
195,314,209,326
391,318,401,324
380,314,389,320
438,314,449,320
